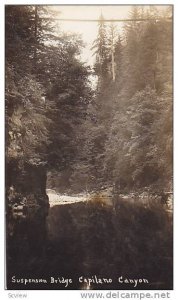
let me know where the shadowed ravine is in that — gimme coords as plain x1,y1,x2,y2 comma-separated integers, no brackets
6,5,173,292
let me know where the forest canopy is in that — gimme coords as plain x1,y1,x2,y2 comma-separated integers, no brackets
5,5,173,195
5,6,173,291
5,5,92,169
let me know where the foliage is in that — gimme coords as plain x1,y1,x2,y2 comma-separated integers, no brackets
6,65,51,163
91,13,109,78
5,5,92,171
6,5,173,194
87,6,173,193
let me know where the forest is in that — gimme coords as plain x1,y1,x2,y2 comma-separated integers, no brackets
5,5,173,290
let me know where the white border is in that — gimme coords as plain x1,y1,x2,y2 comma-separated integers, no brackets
1,1,177,299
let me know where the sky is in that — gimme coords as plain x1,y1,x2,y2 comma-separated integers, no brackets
50,5,169,66
51,6,131,65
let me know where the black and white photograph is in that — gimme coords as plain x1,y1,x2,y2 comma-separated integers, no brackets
5,4,173,291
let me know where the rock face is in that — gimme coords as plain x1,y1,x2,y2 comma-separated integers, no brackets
6,159,49,261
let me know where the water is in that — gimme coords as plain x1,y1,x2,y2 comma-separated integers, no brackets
6,191,173,290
